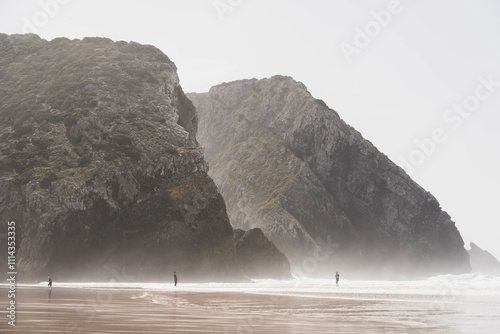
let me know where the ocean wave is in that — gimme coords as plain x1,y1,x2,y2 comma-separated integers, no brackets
15,272,499,299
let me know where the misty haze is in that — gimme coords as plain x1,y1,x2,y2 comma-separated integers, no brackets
0,1,499,333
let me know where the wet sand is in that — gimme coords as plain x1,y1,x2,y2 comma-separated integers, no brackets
0,285,449,333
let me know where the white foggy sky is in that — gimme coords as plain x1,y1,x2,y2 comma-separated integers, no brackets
1,0,499,260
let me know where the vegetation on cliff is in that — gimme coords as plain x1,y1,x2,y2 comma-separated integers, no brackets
0,34,236,281
189,76,470,278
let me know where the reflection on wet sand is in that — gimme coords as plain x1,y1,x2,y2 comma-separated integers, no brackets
1,286,449,333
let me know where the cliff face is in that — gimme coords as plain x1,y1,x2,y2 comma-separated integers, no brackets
188,76,470,277
0,34,237,281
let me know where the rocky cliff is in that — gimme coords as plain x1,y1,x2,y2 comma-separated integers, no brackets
0,34,240,282
188,76,470,278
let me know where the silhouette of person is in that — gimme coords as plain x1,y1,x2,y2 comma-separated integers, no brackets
48,276,52,289
174,271,178,287
335,271,340,286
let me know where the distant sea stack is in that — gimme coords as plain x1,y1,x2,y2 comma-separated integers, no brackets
0,34,288,282
188,76,471,278
468,243,500,275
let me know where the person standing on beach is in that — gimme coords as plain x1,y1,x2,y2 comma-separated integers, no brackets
174,271,178,287
335,271,340,286
48,276,52,289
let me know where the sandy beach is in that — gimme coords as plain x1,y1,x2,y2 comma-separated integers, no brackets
2,275,500,333
0,284,460,334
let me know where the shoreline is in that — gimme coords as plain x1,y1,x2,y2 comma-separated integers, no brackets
2,275,500,333
0,285,454,333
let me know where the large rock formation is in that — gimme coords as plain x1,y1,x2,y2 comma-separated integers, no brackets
0,34,242,282
188,76,471,278
468,242,500,275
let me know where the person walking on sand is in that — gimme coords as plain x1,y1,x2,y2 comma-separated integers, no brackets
174,271,178,287
48,276,52,289
335,271,340,286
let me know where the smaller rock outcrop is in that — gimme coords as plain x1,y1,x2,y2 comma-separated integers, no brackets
234,228,291,279
468,243,500,275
